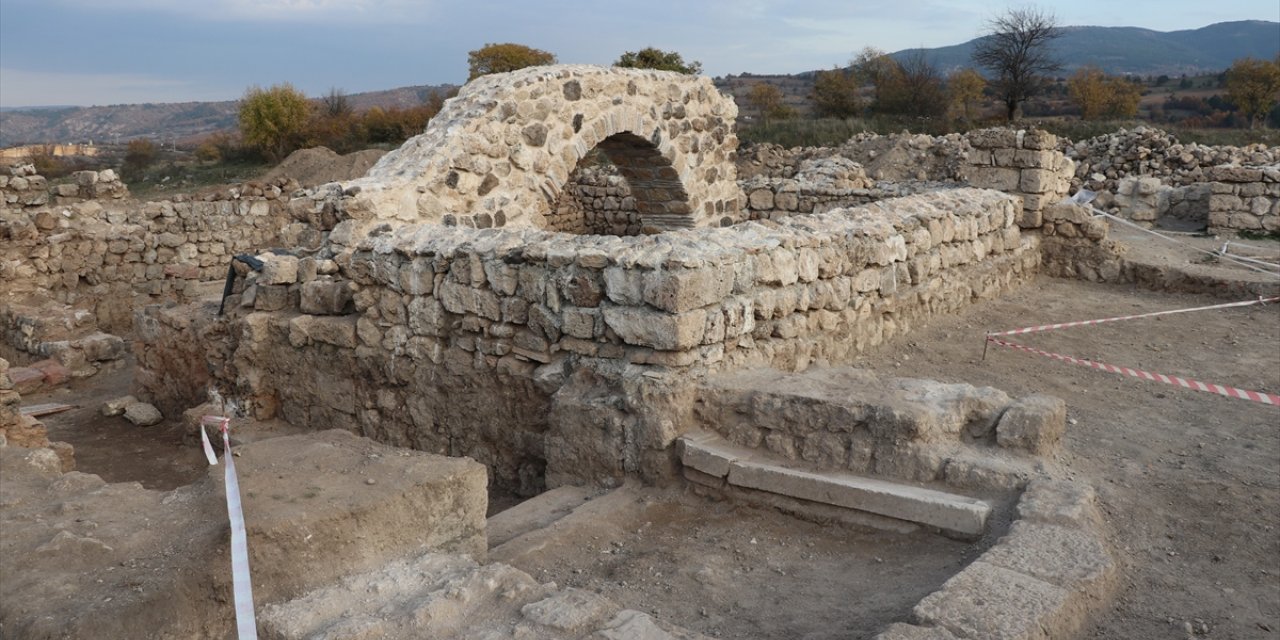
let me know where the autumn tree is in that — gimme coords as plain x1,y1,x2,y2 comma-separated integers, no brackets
121,139,159,180
852,47,898,109
747,83,792,125
615,47,702,74
1225,56,1280,129
467,43,556,81
948,68,986,121
239,83,310,161
874,51,947,117
811,66,862,118
971,7,1062,121
1067,67,1141,119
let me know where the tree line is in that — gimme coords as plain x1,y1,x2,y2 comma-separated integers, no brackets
230,14,1280,165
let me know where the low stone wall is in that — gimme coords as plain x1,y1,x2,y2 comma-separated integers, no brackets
0,176,326,332
1,164,49,208
1205,165,1280,234
137,188,1040,491
966,128,1074,229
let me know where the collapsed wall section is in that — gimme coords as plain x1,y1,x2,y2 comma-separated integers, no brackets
138,188,1040,490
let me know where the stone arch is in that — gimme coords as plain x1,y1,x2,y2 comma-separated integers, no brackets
344,65,742,232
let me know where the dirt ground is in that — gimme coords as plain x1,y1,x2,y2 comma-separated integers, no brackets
497,487,983,640
24,361,205,491
851,276,1280,639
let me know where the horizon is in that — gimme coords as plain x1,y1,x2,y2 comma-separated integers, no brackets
0,0,1277,109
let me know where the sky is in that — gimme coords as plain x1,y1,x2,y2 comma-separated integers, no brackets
0,0,1276,108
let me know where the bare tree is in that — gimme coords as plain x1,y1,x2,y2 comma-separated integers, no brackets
971,7,1062,121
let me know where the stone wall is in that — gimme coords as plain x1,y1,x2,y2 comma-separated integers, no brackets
965,128,1074,229
343,65,741,231
1,164,49,208
544,164,642,236
137,188,1040,491
0,176,328,332
1205,165,1280,234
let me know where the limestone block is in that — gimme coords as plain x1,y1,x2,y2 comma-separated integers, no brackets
77,333,127,362
300,280,354,315
996,394,1066,455
1016,480,1102,529
1019,168,1058,194
1043,203,1090,224
967,129,1017,149
1207,165,1264,182
8,367,44,395
747,188,775,210
520,588,614,632
289,315,358,349
254,285,295,312
875,623,960,640
979,521,1115,593
601,306,706,351
642,266,734,313
123,402,163,427
54,183,79,197
968,167,1021,192
101,395,138,417
259,253,300,285
1021,128,1057,150
726,459,990,535
914,561,1071,640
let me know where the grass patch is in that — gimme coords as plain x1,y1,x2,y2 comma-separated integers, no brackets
126,159,272,201
1237,229,1280,243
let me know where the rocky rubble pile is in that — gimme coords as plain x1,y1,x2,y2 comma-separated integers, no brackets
1066,126,1280,192
839,132,971,182
793,156,874,191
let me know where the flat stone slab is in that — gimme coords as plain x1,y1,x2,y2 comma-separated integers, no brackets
680,432,991,536
913,561,1070,640
487,485,596,549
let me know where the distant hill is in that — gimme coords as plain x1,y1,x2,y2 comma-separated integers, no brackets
891,20,1279,76
0,84,456,147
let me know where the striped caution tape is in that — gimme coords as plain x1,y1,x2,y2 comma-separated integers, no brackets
988,296,1280,337
201,416,258,640
985,337,1280,405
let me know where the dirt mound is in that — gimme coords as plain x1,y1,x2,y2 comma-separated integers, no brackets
263,147,387,187
837,132,970,182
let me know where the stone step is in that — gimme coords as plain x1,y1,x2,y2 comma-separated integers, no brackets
488,485,639,566
679,431,992,536
487,485,598,549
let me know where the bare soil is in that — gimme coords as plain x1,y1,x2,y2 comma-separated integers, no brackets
24,359,206,491
498,487,981,640
261,147,387,187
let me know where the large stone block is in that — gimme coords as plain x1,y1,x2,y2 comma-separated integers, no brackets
300,280,354,315
997,394,1066,455
968,167,1021,192
641,265,735,313
913,561,1070,640
602,306,706,351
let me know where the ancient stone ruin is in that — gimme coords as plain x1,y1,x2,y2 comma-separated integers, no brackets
2,65,1277,639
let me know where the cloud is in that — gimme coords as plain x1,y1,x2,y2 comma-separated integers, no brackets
0,68,229,107
39,0,432,24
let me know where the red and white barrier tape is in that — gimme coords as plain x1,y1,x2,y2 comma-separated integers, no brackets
988,296,1279,337
201,416,258,640
986,337,1280,405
